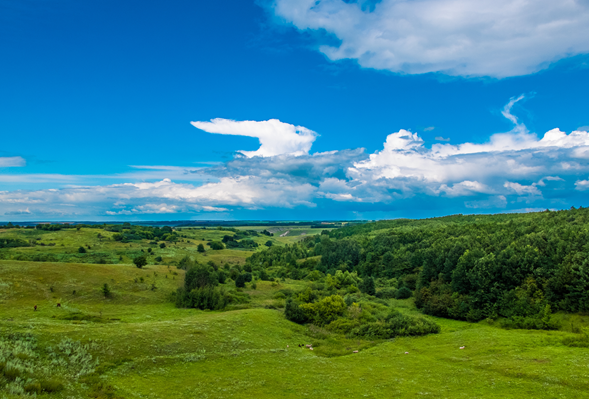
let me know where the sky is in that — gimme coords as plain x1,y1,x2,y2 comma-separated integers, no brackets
1,0,589,221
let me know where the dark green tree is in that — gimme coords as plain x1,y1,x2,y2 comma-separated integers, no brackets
197,243,205,253
235,273,247,288
133,255,147,269
101,283,111,298
361,276,376,296
78,246,87,254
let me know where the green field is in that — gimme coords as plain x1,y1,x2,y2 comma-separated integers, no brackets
1,258,589,398
2,221,589,398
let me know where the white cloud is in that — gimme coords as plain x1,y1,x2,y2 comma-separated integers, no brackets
1,97,589,218
575,179,589,191
0,157,26,167
350,96,589,188
271,0,589,77
435,137,450,142
504,181,542,196
191,118,317,157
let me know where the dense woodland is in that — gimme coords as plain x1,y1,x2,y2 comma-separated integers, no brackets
242,208,589,329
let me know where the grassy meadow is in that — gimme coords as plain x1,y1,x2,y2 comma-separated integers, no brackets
1,225,589,398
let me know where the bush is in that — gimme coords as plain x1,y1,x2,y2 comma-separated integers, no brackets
300,295,347,326
395,286,412,299
78,246,87,253
159,242,166,248
210,241,225,250
285,298,308,324
155,256,163,262
133,255,147,268
197,243,205,252
176,286,228,310
349,310,440,339
101,283,111,298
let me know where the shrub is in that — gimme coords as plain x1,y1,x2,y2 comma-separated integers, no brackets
101,283,111,298
133,255,147,268
395,286,412,299
159,242,166,248
78,246,87,254
197,243,205,252
210,241,225,250
155,256,163,262
285,298,308,324
300,295,347,326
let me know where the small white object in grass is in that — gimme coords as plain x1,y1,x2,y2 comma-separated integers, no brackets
287,345,289,348
353,350,358,353
459,346,465,349
310,347,313,351
405,352,409,354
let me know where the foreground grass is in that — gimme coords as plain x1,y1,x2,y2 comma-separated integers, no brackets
1,261,589,398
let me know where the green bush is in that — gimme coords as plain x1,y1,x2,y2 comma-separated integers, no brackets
285,298,308,324
209,241,224,250
300,295,347,326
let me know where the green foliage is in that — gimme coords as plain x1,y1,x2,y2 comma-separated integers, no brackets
101,283,111,298
78,246,87,253
360,276,376,296
265,240,273,247
300,295,347,326
235,273,247,288
197,243,205,253
209,241,224,250
284,298,308,324
349,310,440,339
395,286,412,299
133,255,147,268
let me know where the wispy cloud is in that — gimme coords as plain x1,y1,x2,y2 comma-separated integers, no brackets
0,156,26,167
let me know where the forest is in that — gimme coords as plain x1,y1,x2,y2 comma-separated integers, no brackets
241,207,589,329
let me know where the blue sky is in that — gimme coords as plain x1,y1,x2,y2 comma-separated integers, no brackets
1,0,589,221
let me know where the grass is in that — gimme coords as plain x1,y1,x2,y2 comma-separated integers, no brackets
2,228,589,397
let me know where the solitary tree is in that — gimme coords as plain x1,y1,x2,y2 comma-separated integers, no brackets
133,255,147,269
78,246,87,254
265,240,273,247
159,242,166,249
197,243,205,253
101,283,111,298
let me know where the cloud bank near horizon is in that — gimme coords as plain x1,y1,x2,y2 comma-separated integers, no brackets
1,96,589,219
269,0,589,77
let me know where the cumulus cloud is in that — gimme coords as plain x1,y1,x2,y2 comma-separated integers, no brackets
271,0,589,77
2,97,589,219
0,156,26,167
191,118,317,157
